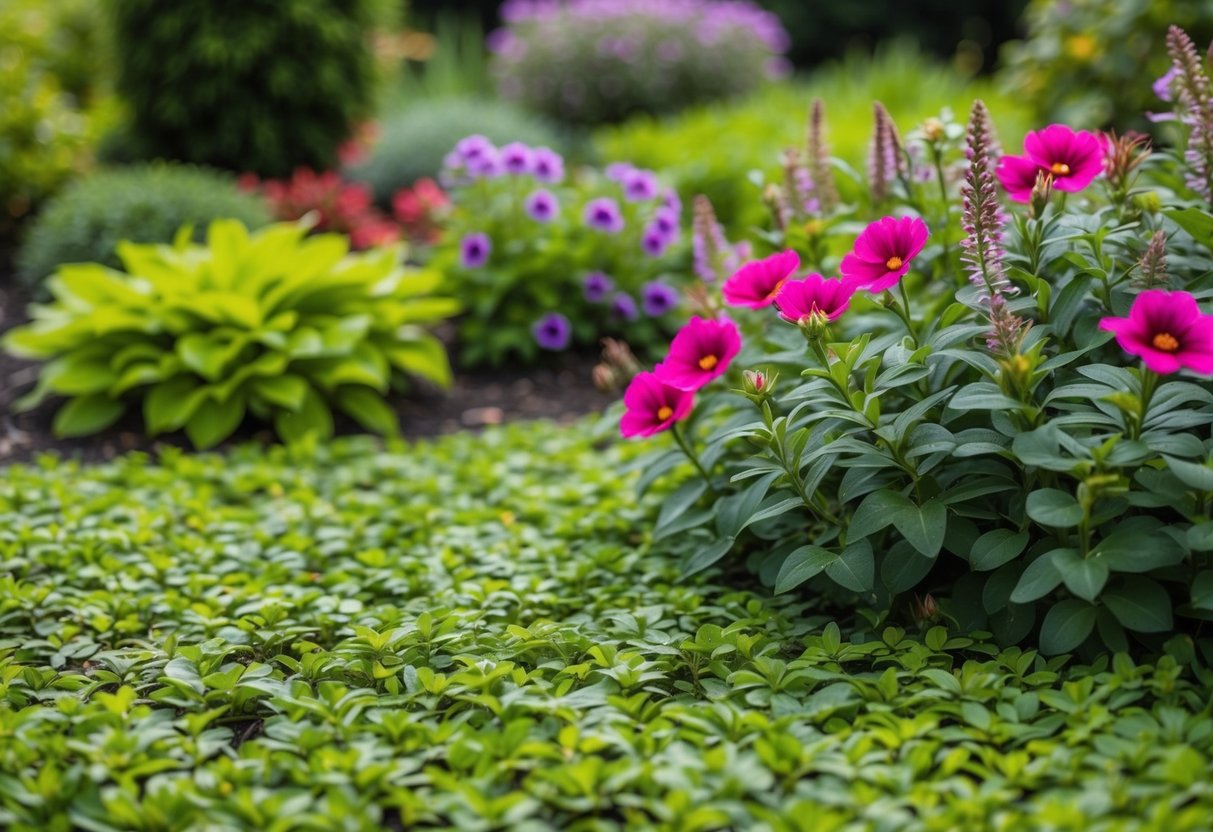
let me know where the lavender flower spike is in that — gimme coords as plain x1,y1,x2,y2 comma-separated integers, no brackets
961,99,1026,356
1167,25,1213,202
807,98,839,214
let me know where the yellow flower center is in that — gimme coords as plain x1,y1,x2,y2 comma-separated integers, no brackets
765,279,786,301
698,354,719,371
885,256,903,271
1153,332,1180,352
657,406,674,421
1051,162,1071,176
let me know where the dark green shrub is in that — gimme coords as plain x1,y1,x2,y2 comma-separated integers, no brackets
347,97,562,203
16,164,270,290
106,0,380,177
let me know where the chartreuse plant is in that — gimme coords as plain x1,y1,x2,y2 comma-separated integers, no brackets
619,26,1213,656
2,426,1213,828
4,220,456,448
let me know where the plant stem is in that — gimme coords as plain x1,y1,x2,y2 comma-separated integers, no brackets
1134,369,1161,440
671,422,716,494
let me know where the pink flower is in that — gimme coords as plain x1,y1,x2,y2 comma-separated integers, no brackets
654,316,742,391
996,124,1104,203
1099,290,1213,374
995,155,1045,203
773,274,857,324
722,250,800,308
839,216,929,293
620,372,695,438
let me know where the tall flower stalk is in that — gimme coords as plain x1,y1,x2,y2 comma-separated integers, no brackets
868,101,904,204
1166,25,1213,202
806,98,839,214
961,100,1027,357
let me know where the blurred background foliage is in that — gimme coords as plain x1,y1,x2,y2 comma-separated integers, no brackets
1000,0,1213,131
3,0,1213,267
104,0,389,177
596,45,1033,233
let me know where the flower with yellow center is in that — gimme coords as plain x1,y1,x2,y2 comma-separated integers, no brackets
1153,332,1180,352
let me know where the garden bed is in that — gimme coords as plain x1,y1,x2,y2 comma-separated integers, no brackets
0,282,611,464
1,423,1210,829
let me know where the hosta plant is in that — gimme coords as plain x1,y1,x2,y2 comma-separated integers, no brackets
4,219,456,448
432,137,686,366
619,25,1213,656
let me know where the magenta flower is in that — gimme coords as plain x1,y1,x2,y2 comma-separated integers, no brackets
996,124,1104,202
722,249,800,309
995,155,1045,203
839,216,929,293
1098,290,1213,374
654,316,742,391
773,274,857,324
620,372,695,439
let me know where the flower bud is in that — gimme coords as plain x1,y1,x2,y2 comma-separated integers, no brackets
797,310,832,343
739,368,778,405
1029,171,1053,219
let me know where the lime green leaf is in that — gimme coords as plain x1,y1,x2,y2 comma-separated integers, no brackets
53,395,126,438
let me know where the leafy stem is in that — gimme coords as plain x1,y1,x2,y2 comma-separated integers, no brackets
671,422,717,495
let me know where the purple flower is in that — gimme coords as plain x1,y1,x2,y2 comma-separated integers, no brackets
1155,66,1179,102
612,292,638,321
532,147,565,184
533,312,572,350
622,168,659,202
584,197,625,233
467,147,505,179
605,162,634,182
652,206,680,238
641,281,679,317
454,134,495,163
661,188,682,213
460,233,491,269
525,189,560,222
500,142,535,175
642,225,669,257
584,271,614,302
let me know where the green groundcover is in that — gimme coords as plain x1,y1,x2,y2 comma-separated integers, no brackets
1,421,1210,830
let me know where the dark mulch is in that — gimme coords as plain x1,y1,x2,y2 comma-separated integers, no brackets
0,281,614,465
